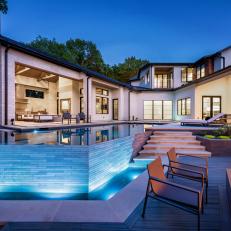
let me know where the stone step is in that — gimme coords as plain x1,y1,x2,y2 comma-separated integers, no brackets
147,139,201,145
153,131,193,136
139,149,211,157
150,135,196,140
143,144,205,150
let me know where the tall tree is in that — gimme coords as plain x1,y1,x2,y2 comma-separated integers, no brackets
65,39,105,73
28,36,67,59
0,0,8,14
111,57,149,82
28,37,149,83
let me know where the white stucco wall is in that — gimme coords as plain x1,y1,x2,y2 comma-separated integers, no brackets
222,48,231,68
195,73,231,119
173,67,183,88
174,85,196,120
130,91,174,120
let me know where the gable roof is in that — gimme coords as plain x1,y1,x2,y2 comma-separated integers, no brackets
0,35,131,88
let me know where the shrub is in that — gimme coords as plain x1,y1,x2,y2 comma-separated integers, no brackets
217,135,230,139
204,135,215,139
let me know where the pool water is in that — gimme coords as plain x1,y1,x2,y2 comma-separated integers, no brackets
1,123,154,145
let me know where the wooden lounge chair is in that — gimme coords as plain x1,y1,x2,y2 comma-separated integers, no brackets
167,147,209,203
142,157,204,230
181,112,225,126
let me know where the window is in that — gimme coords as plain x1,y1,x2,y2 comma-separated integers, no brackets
181,68,193,83
144,101,153,119
154,74,172,88
143,100,172,120
96,88,109,114
80,88,83,95
177,98,191,115
25,89,44,99
96,88,109,96
196,64,205,79
202,96,221,119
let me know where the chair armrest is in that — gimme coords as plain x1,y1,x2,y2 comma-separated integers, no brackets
169,160,207,171
163,164,205,186
149,176,201,194
176,153,208,169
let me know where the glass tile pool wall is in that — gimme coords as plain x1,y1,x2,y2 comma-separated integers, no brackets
0,124,155,200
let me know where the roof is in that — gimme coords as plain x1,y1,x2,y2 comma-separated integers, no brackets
0,35,131,89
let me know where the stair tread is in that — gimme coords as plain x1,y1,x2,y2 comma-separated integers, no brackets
147,139,200,143
153,131,193,135
139,149,211,157
144,144,204,148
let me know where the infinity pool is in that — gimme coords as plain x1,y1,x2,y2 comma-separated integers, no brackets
1,123,154,145
0,123,155,200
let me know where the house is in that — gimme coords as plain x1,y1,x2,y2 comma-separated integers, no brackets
129,46,231,121
0,35,231,125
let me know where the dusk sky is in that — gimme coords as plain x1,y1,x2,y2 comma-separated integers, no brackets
2,0,231,65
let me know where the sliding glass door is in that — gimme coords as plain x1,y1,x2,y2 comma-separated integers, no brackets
202,96,221,119
144,100,172,120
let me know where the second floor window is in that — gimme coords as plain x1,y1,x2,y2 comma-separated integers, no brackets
181,68,193,83
154,74,172,88
196,64,205,79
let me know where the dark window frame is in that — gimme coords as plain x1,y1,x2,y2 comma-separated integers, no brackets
177,98,191,115
181,68,193,83
154,74,172,88
202,96,221,119
196,64,206,79
96,96,109,114
143,100,173,120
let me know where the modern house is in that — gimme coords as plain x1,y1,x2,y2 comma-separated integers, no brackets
0,35,231,125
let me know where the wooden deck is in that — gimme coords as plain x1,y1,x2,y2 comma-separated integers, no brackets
2,156,231,231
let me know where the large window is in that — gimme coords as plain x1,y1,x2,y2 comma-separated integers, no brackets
202,96,221,119
177,98,191,115
196,64,205,79
154,74,172,88
181,68,193,83
144,100,172,120
96,88,109,114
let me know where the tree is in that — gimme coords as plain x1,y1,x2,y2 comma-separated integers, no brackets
28,36,67,59
28,36,106,73
110,57,149,82
65,39,105,73
28,37,149,83
0,0,8,14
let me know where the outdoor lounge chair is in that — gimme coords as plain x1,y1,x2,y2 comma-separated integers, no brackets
180,113,225,126
167,147,209,203
142,157,204,230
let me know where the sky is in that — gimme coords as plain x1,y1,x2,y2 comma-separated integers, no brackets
2,0,231,65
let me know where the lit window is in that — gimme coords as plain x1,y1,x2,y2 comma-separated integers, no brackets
177,98,191,115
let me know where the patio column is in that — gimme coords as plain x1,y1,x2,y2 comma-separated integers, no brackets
6,50,16,125
83,77,92,123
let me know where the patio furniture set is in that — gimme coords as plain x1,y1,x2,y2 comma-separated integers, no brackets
142,147,208,230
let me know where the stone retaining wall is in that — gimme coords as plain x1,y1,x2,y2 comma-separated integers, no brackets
131,131,152,160
197,136,231,156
